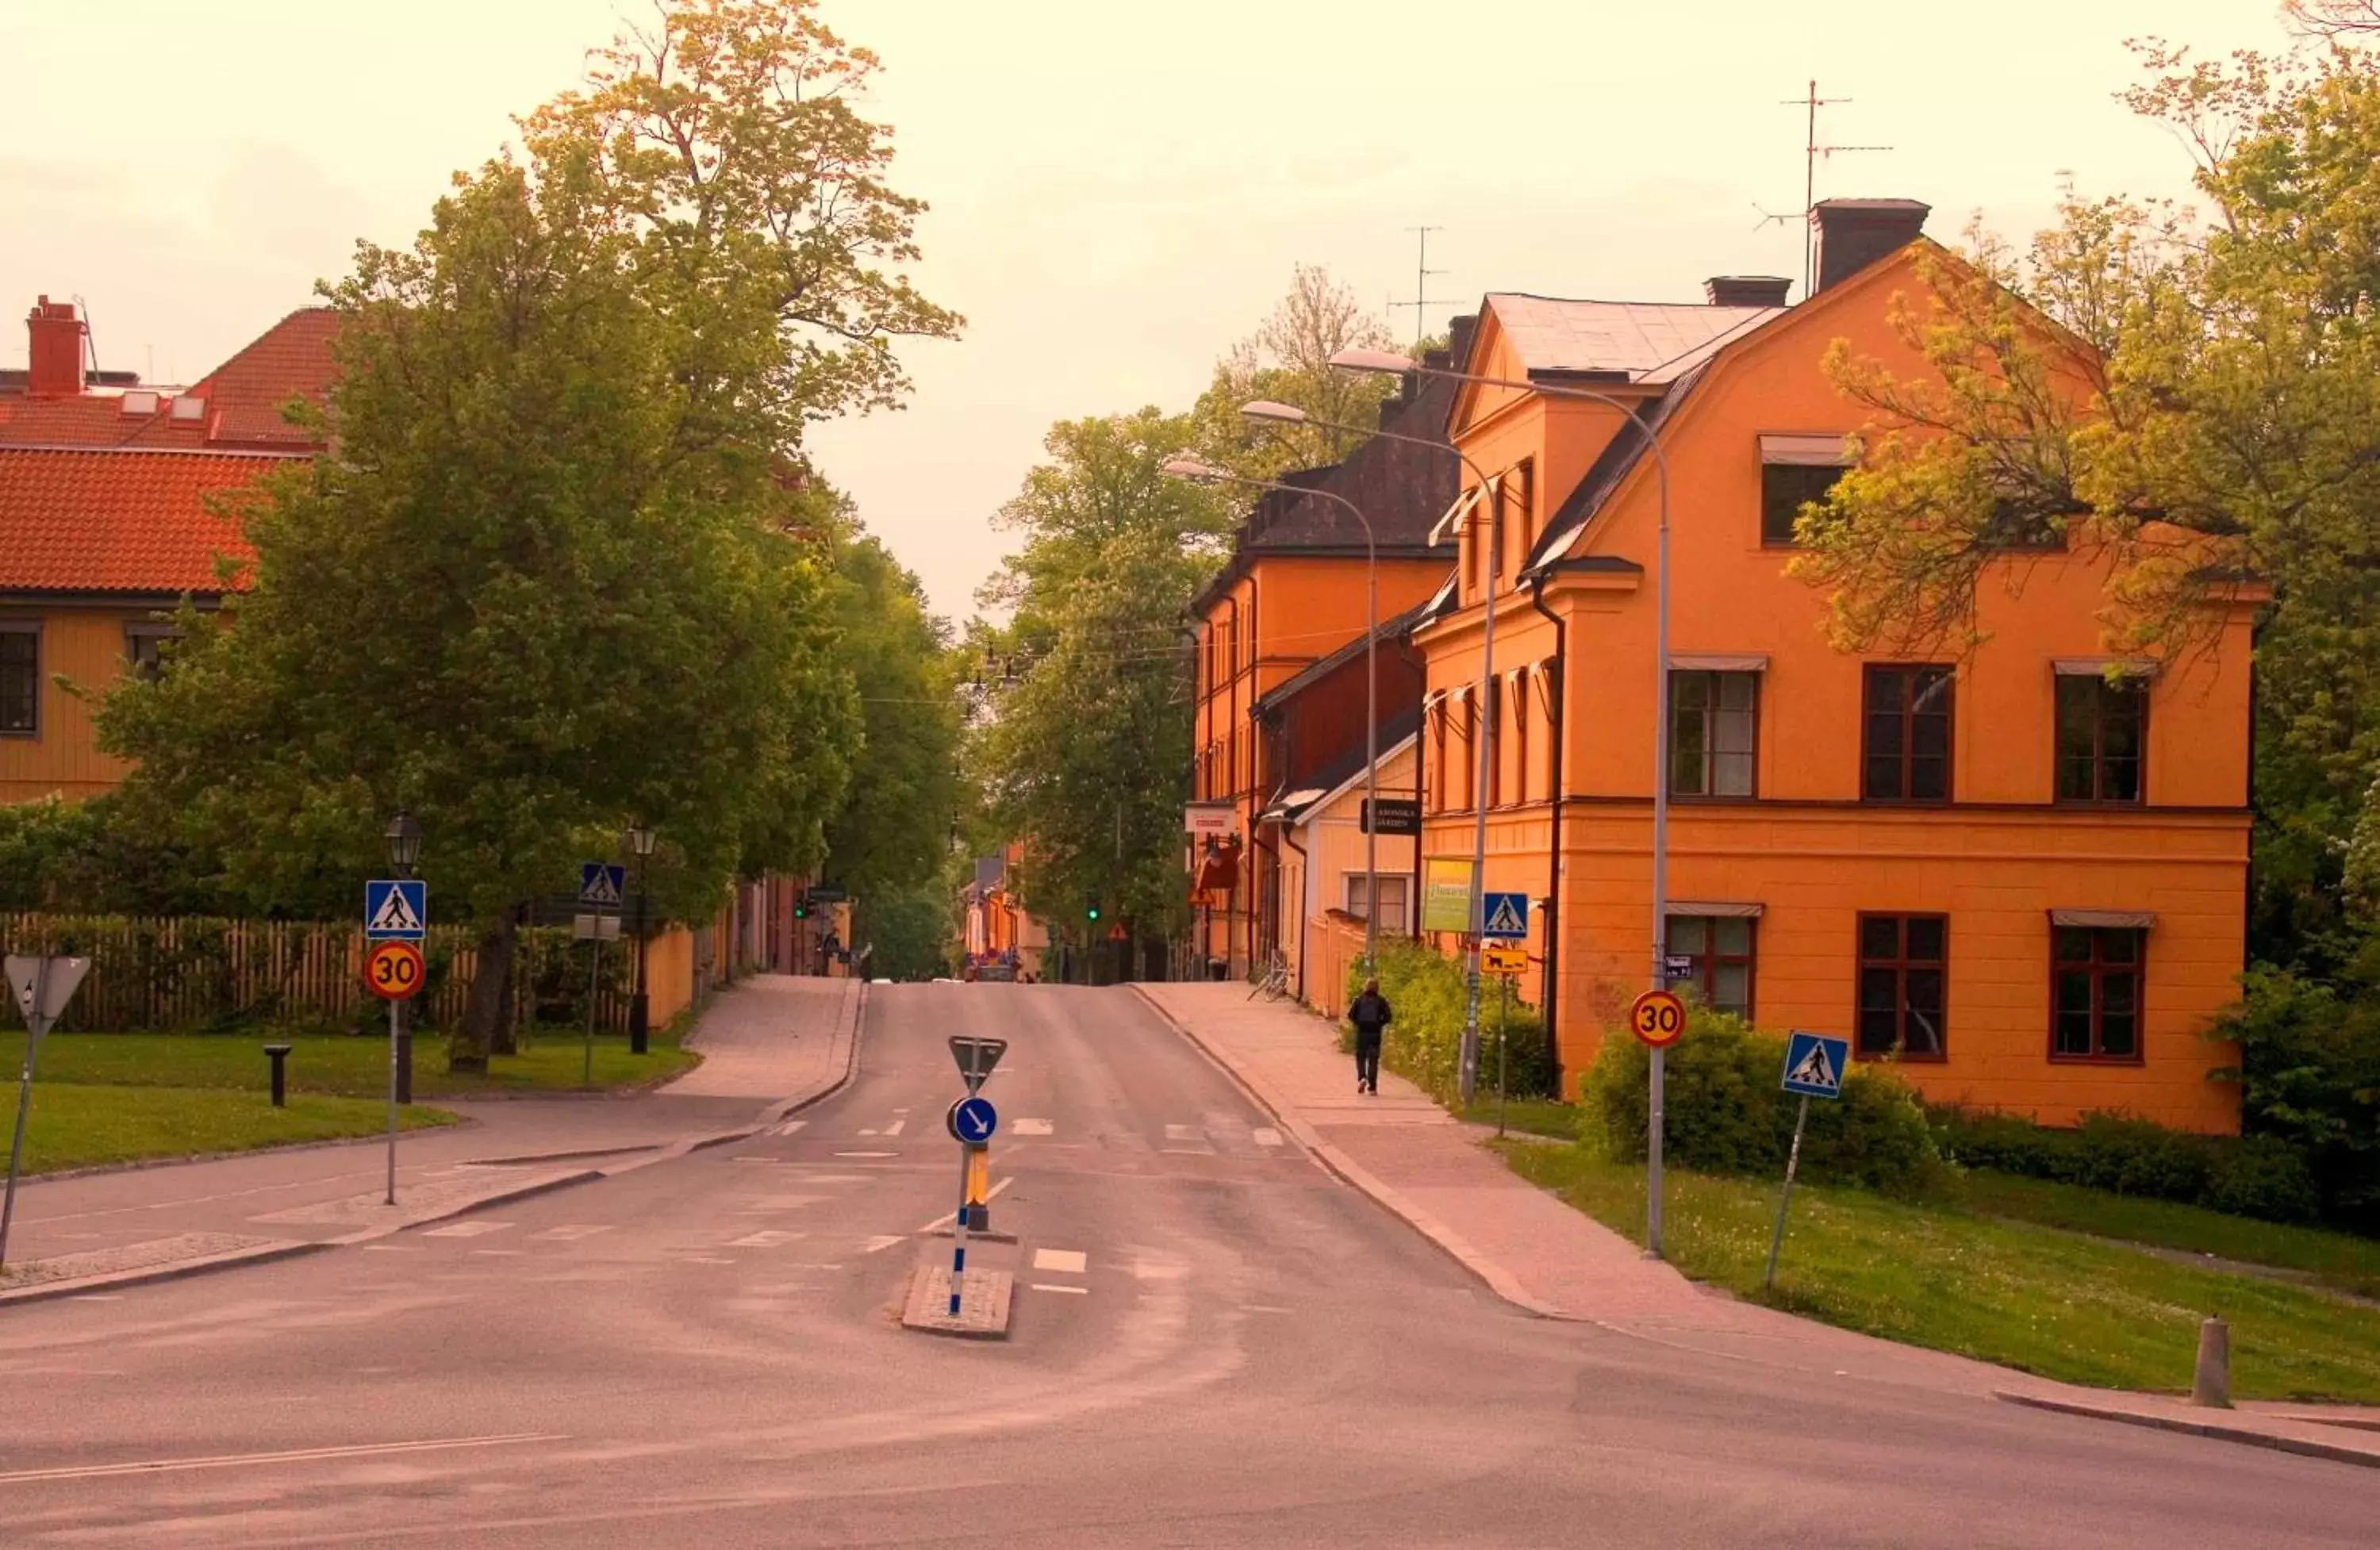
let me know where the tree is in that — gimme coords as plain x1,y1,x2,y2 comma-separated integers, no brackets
1188,264,1403,481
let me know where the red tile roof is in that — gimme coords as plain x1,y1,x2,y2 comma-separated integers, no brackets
0,392,211,449
0,305,337,451
0,447,293,593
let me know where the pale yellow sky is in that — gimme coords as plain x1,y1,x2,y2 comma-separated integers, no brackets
2,1,2293,616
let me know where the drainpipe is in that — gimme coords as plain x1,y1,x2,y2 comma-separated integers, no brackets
1282,819,1309,1003
1528,571,1568,1091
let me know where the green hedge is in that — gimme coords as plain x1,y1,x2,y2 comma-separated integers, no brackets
1342,940,1557,1102
1579,1008,1944,1196
1933,1109,2324,1226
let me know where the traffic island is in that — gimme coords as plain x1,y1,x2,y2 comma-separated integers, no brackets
900,1265,1014,1339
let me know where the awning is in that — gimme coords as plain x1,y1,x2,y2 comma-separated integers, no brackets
1193,848,1241,895
2049,908,2157,930
2053,658,2160,678
1667,900,1765,919
1428,476,1499,547
1759,432,1856,466
1669,653,1769,673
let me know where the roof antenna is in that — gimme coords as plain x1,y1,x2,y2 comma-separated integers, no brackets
1388,225,1451,352
70,293,101,384
1764,82,1891,300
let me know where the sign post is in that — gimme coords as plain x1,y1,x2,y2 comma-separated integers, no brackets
1764,1030,1849,1290
578,864,627,1088
943,1036,1008,1316
2,953,91,1272
1628,989,1687,1258
1480,945,1526,1138
366,879,428,1205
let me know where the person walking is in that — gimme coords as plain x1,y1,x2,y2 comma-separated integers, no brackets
1347,977,1392,1095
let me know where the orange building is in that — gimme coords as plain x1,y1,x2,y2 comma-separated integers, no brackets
1188,333,1467,974
1411,200,2254,1133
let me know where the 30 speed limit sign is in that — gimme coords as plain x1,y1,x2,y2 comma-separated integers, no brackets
1629,988,1687,1048
364,939,425,1001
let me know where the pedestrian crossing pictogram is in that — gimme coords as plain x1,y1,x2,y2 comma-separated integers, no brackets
1780,1030,1849,1099
364,879,427,940
1481,892,1530,939
578,862,625,908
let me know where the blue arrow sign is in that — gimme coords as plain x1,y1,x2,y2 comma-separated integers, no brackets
364,879,427,941
578,863,626,909
1780,1030,1849,1100
1480,892,1530,940
948,1095,998,1145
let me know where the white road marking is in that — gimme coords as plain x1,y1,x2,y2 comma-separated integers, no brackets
1162,1123,1215,1154
362,1245,421,1253
1031,1283,1088,1295
420,1221,511,1238
68,1295,121,1302
1032,1249,1088,1275
680,1256,735,1264
528,1225,613,1241
771,1119,808,1138
734,1195,827,1212
1252,1127,1284,1147
1013,1118,1054,1136
861,1235,906,1254
727,1230,805,1248
469,1249,525,1256
857,1128,878,1137
882,1117,907,1137
912,1174,1015,1233
835,1150,899,1159
0,1432,566,1487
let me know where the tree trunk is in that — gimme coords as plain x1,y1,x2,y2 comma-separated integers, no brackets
450,910,519,1072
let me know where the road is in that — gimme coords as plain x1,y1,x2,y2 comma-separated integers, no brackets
2,984,2375,1548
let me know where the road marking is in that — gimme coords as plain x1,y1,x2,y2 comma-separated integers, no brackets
528,1225,613,1241
68,1294,121,1302
727,1230,805,1248
835,1150,899,1159
420,1220,511,1238
0,1432,566,1487
1013,1118,1053,1136
734,1195,827,1212
469,1249,525,1256
861,1235,906,1254
771,1119,808,1138
1162,1123,1215,1154
362,1245,421,1253
679,1256,735,1264
882,1117,907,1137
1252,1127,1284,1147
912,1174,1015,1233
1031,1283,1088,1295
1032,1249,1088,1274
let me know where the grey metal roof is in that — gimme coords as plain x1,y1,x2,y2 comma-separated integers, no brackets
1484,294,1782,384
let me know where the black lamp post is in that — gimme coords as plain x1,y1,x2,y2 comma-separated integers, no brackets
624,823,656,1054
384,811,423,1103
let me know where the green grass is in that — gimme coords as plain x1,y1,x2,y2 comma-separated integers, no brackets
1498,1141,2380,1403
1457,1097,1578,1141
2,1026,697,1099
1959,1171,2380,1302
13,1083,456,1176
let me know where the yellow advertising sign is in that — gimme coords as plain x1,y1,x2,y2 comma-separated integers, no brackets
1421,858,1473,934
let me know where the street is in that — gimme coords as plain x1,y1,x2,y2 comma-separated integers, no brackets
2,983,2376,1548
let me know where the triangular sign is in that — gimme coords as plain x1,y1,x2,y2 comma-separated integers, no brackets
580,867,623,907
1786,1042,1837,1093
369,888,424,935
6,954,91,1037
948,1035,1008,1094
1484,896,1527,935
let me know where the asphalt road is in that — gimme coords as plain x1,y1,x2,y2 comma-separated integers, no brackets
3,983,2376,1548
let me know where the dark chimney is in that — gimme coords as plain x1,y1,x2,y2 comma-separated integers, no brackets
1810,199,1930,294
26,296,86,397
1704,275,1792,308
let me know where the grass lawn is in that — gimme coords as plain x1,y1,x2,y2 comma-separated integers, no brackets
1498,1141,2380,1403
2,1025,698,1101
1457,1096,1577,1141
15,1083,456,1176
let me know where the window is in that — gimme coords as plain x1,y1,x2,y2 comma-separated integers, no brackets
2053,926,2143,1061
1761,462,1844,546
125,623,178,682
1484,685,1503,808
1979,499,2066,551
1346,874,1410,935
2056,675,2147,804
0,622,36,735
1509,670,1530,807
1671,670,1758,796
1863,666,1953,802
1428,701,1447,813
1857,914,1947,1059
1668,915,1754,1020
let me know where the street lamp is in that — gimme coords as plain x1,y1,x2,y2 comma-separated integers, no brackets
1331,345,1679,1260
382,811,424,1109
1240,399,1512,1108
1162,456,1383,982
384,811,424,875
624,823,657,1055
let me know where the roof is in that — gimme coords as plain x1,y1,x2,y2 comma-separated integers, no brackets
1253,596,1438,715
1522,363,1707,571
0,307,336,452
1288,731,1418,823
0,447,292,593
1481,295,1783,385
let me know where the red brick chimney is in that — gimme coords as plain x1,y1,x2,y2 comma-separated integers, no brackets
26,296,86,397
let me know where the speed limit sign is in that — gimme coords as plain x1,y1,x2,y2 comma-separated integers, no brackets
364,939,425,1001
1629,988,1686,1048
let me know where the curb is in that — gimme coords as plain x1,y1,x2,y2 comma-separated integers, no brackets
15,1110,478,1186
758,977,868,1127
0,1239,336,1307
1127,984,1571,1322
1995,1390,2380,1472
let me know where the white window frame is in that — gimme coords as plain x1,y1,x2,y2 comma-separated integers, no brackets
1345,873,1410,935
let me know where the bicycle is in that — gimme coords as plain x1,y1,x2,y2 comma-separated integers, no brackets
1247,949,1290,1002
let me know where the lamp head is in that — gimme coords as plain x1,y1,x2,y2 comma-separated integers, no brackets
1327,347,1413,375
624,824,657,858
1238,399,1308,425
1161,458,1228,481
384,811,424,873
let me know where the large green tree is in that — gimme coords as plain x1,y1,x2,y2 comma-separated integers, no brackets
1187,263,1401,480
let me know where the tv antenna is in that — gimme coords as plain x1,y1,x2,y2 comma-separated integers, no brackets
1388,225,1450,351
1762,82,1891,299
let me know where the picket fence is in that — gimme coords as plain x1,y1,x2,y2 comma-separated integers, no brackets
0,913,631,1034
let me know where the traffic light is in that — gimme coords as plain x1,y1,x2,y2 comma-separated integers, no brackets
1085,895,1102,923
793,896,809,919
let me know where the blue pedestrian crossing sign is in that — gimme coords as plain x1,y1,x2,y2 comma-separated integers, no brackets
578,863,626,909
1480,892,1530,940
364,879,427,941
1780,1030,1849,1100
948,1095,998,1145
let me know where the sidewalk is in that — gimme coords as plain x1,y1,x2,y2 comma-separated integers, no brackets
1,974,862,1304
1132,981,2380,1468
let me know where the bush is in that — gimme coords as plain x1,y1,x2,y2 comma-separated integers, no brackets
1343,941,1557,1103
1933,1108,2326,1227
1579,1007,1944,1196
2212,964,2380,1233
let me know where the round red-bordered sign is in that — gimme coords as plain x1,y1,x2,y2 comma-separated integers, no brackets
1629,988,1687,1048
364,939,425,1001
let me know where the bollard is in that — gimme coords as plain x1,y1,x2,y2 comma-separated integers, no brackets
263,1043,293,1108
2191,1315,2232,1408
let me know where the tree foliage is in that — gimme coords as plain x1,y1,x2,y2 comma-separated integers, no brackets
1187,263,1401,481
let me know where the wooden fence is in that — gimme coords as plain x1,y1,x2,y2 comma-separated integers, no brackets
0,913,632,1034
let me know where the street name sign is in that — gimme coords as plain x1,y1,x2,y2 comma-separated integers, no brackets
1480,892,1530,940
1481,944,1527,976
6,955,90,1040
948,1035,1008,1093
1628,989,1687,1048
1664,954,1696,980
1360,797,1421,836
948,1095,998,1144
364,940,426,1001
364,879,427,941
804,885,847,905
578,863,626,909
1780,1030,1849,1100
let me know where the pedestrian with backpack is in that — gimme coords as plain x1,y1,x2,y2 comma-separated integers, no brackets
1348,977,1392,1095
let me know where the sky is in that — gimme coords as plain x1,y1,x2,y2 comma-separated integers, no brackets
1,1,2296,621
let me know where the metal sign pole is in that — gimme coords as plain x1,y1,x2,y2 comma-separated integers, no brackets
1495,973,1510,1138
1764,1094,1813,1291
0,956,55,1272
947,1139,970,1318
583,935,604,1090
384,993,400,1206
1648,1045,1667,1258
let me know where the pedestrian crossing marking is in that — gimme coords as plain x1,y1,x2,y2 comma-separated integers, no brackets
727,1230,805,1248
1251,1127,1284,1148
420,1220,511,1238
1481,892,1530,938
1013,1118,1054,1136
1786,1042,1837,1092
528,1225,612,1241
1032,1249,1088,1274
367,884,424,936
578,864,624,907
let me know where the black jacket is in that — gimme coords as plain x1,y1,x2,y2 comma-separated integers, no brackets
1348,992,1392,1033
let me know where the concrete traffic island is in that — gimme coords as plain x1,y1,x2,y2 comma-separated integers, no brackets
900,1264,1014,1339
